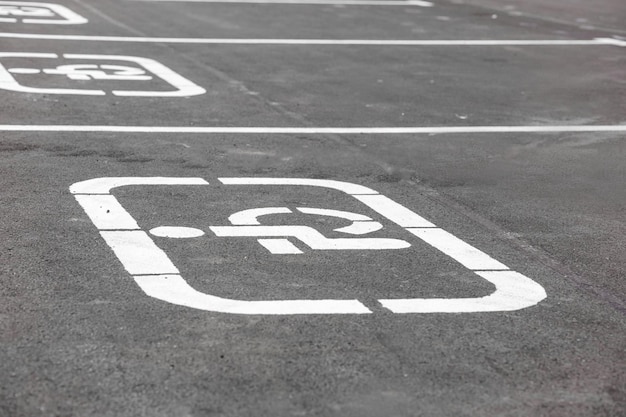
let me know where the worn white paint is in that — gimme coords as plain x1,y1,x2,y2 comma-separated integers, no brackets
72,177,547,315
1,33,620,46
8,125,626,133
0,2,87,24
0,53,205,97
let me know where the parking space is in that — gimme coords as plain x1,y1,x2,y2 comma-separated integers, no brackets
1,0,625,416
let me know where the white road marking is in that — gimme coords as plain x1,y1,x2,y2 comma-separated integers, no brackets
296,207,383,234
100,231,180,275
228,207,292,225
72,177,548,314
353,194,436,228
296,207,373,222
134,275,371,314
74,195,140,230
0,33,621,47
130,0,434,7
70,177,209,194
0,53,205,97
380,271,547,313
149,226,206,238
257,238,303,254
407,228,508,270
0,2,87,24
7,125,626,133
221,206,394,251
210,225,411,250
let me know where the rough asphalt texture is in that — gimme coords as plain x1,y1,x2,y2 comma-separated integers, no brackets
0,0,624,416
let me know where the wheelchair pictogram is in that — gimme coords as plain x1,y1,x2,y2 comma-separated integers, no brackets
0,53,206,97
210,206,410,254
70,177,547,315
0,2,87,24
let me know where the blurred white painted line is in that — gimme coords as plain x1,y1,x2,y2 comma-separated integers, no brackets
130,0,434,7
0,2,87,24
6,125,626,133
0,33,622,46
71,177,548,315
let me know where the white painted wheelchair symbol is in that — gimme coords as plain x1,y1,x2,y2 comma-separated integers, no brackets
70,177,547,315
210,207,410,254
0,2,87,24
0,53,205,97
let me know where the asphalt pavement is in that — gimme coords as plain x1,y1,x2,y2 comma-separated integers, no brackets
0,0,625,416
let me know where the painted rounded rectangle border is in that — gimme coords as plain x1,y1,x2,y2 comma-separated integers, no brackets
70,177,547,315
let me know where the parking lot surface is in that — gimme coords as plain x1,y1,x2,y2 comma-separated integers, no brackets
0,1,624,416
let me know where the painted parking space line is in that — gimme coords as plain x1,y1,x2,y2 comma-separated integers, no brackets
130,0,435,7
1,33,623,46
71,177,547,315
0,53,205,97
2,125,626,133
0,1,87,24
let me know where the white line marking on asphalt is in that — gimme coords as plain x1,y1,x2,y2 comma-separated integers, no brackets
74,195,140,230
6,125,626,133
100,231,181,275
257,238,303,254
71,177,547,314
149,226,206,238
0,53,206,97
229,207,292,225
70,177,209,194
130,0,434,7
134,274,371,314
0,33,621,46
407,228,508,270
380,271,548,313
0,2,87,24
210,224,411,250
296,208,373,222
353,194,436,228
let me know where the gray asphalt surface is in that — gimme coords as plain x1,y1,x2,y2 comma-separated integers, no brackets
0,0,625,416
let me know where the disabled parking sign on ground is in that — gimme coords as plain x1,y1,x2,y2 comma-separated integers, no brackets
0,1,87,24
0,53,206,96
71,177,546,315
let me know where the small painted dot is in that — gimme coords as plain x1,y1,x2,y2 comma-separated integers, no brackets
149,226,205,239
